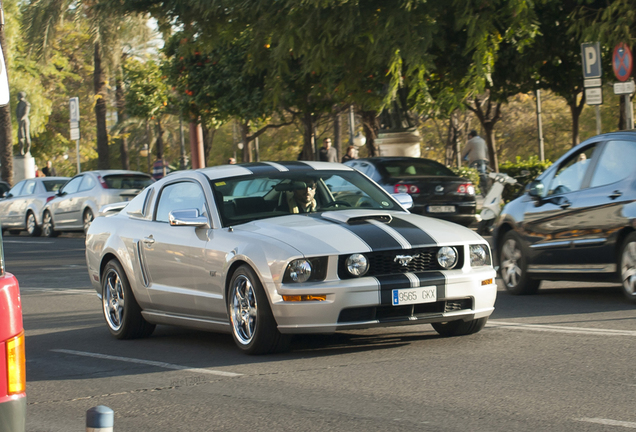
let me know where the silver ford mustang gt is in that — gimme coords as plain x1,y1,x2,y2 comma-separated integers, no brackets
86,161,497,354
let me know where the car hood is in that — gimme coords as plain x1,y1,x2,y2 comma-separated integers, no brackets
235,209,484,256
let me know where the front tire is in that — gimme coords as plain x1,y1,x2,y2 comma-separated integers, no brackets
432,317,488,337
42,210,59,237
619,232,636,304
228,265,290,355
499,231,540,295
102,259,155,339
26,211,41,237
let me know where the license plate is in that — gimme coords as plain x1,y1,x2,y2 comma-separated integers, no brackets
428,205,455,213
392,286,437,306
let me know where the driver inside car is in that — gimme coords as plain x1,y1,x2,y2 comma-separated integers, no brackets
285,179,318,213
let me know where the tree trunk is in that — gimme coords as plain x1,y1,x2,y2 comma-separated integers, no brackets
466,96,501,172
299,112,315,161
568,92,584,147
115,73,129,170
360,110,378,157
0,23,12,184
240,122,252,163
333,111,341,161
483,123,499,172
201,123,216,165
94,42,109,169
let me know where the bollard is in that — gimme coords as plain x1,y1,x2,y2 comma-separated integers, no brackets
86,405,114,432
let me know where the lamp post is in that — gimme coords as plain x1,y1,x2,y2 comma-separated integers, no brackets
353,132,366,158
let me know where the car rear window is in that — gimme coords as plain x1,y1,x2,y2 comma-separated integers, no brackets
103,175,153,189
42,180,67,192
380,160,455,177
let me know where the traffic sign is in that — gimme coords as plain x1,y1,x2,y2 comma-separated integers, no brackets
585,87,603,105
0,44,9,106
70,127,80,140
613,43,633,82
614,80,635,95
69,97,80,122
584,78,602,88
581,42,602,79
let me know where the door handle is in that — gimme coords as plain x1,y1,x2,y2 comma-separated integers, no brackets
609,190,622,199
143,236,155,246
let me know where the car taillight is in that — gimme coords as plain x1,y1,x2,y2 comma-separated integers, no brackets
97,176,109,189
394,184,420,194
6,331,26,395
457,183,475,195
46,196,55,204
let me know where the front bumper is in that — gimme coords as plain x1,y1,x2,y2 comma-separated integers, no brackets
270,267,496,334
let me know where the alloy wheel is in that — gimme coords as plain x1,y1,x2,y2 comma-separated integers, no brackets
26,213,36,235
501,238,523,288
83,210,94,234
230,274,258,345
103,268,125,331
621,241,636,297
42,212,53,237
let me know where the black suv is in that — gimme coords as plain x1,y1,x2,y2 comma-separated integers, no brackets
494,131,636,302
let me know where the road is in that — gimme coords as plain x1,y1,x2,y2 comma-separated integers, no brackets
7,234,636,432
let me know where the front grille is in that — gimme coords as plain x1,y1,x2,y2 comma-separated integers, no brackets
338,246,464,279
337,298,473,323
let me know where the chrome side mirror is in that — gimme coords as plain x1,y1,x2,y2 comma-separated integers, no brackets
392,193,414,210
169,209,210,228
528,180,545,200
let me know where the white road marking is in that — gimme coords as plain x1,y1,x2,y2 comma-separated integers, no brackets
21,287,94,295
488,320,636,336
4,240,55,244
577,418,636,428
51,349,242,377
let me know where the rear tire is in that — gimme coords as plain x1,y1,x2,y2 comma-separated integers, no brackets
228,265,291,355
102,259,155,339
42,210,59,237
499,231,540,295
26,211,41,237
619,232,636,304
432,317,488,337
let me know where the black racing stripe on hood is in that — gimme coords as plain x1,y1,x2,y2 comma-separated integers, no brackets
388,216,436,247
278,161,315,171
241,162,282,175
378,271,446,304
339,221,403,251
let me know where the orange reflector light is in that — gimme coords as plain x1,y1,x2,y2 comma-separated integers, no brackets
481,278,493,286
282,295,327,302
7,331,26,394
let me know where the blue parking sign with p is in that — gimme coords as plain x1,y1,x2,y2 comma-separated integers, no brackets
581,42,602,79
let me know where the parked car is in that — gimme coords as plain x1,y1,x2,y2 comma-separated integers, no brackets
494,131,636,302
0,177,69,236
42,170,154,236
0,230,26,432
343,157,476,226
86,162,496,355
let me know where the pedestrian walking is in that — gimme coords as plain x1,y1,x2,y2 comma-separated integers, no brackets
461,130,490,195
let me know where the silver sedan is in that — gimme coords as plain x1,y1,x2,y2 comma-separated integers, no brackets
86,162,497,354
0,177,69,236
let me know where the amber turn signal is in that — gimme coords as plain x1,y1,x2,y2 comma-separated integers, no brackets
481,278,493,286
282,295,327,302
7,331,26,395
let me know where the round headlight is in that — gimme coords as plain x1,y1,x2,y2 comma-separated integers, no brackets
346,253,369,277
470,244,490,267
437,246,458,269
287,259,312,283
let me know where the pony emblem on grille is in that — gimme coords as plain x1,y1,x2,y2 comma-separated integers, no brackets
394,254,420,266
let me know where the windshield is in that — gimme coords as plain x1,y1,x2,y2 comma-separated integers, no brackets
42,180,68,192
103,174,153,190
378,159,456,177
211,170,401,227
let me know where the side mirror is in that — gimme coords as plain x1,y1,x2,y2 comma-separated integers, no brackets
392,193,414,210
528,180,544,200
2,192,9,198
169,209,210,228
57,190,65,196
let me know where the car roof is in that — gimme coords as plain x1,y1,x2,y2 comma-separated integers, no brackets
197,161,354,181
79,170,151,177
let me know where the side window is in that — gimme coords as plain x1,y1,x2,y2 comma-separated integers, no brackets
8,181,24,197
155,182,207,223
590,140,636,188
21,180,36,196
61,176,83,195
548,145,596,196
79,175,96,192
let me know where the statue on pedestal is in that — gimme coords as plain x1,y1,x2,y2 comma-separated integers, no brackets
16,92,31,156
